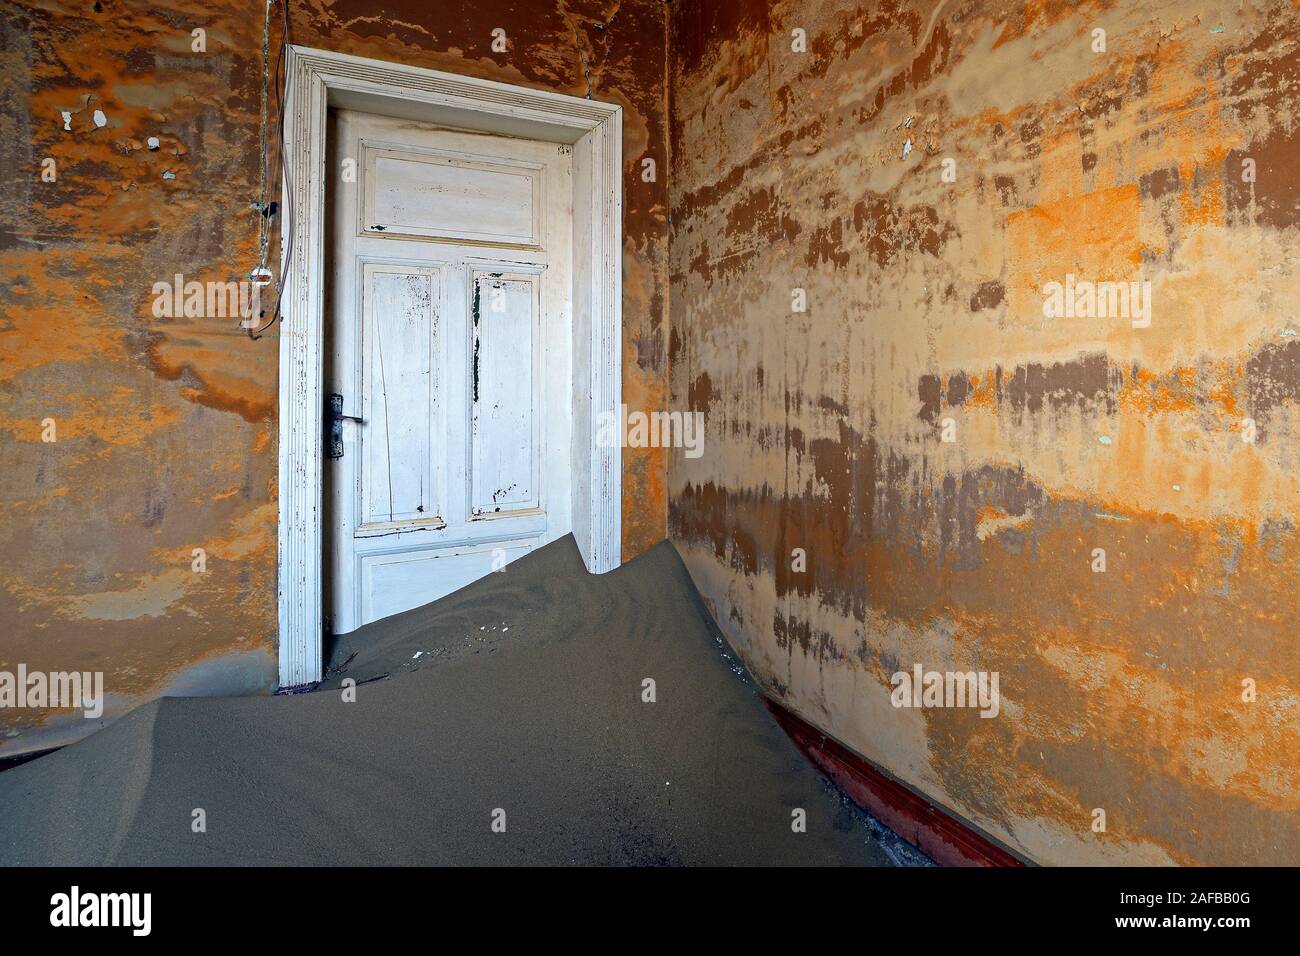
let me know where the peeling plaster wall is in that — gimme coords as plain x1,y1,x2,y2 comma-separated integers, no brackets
0,0,669,754
667,0,1299,865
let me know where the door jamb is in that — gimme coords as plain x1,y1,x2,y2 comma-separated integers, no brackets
278,45,623,688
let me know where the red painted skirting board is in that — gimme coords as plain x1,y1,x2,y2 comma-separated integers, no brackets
764,697,1027,867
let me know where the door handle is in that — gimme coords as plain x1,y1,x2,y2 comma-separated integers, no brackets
327,393,364,460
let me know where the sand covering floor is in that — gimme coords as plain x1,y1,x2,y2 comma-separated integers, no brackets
0,537,915,865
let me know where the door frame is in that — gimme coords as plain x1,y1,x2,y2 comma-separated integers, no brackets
277,45,622,688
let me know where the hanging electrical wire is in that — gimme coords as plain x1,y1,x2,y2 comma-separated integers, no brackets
252,0,271,276
247,0,292,339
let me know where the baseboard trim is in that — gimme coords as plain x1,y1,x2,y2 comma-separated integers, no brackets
764,696,1028,867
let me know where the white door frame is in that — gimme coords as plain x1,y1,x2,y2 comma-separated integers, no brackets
277,45,622,688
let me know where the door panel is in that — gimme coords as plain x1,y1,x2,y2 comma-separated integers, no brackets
360,540,532,624
360,264,444,531
363,143,543,246
471,272,539,517
327,109,574,634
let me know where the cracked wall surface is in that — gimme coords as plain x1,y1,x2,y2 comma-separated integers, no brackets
0,0,669,754
667,0,1298,865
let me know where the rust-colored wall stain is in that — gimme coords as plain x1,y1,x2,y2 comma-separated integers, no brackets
668,0,1298,865
0,0,669,754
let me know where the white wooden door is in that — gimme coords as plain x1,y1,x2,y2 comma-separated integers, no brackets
325,109,574,633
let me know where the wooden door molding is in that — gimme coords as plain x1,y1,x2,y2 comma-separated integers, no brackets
278,46,623,688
